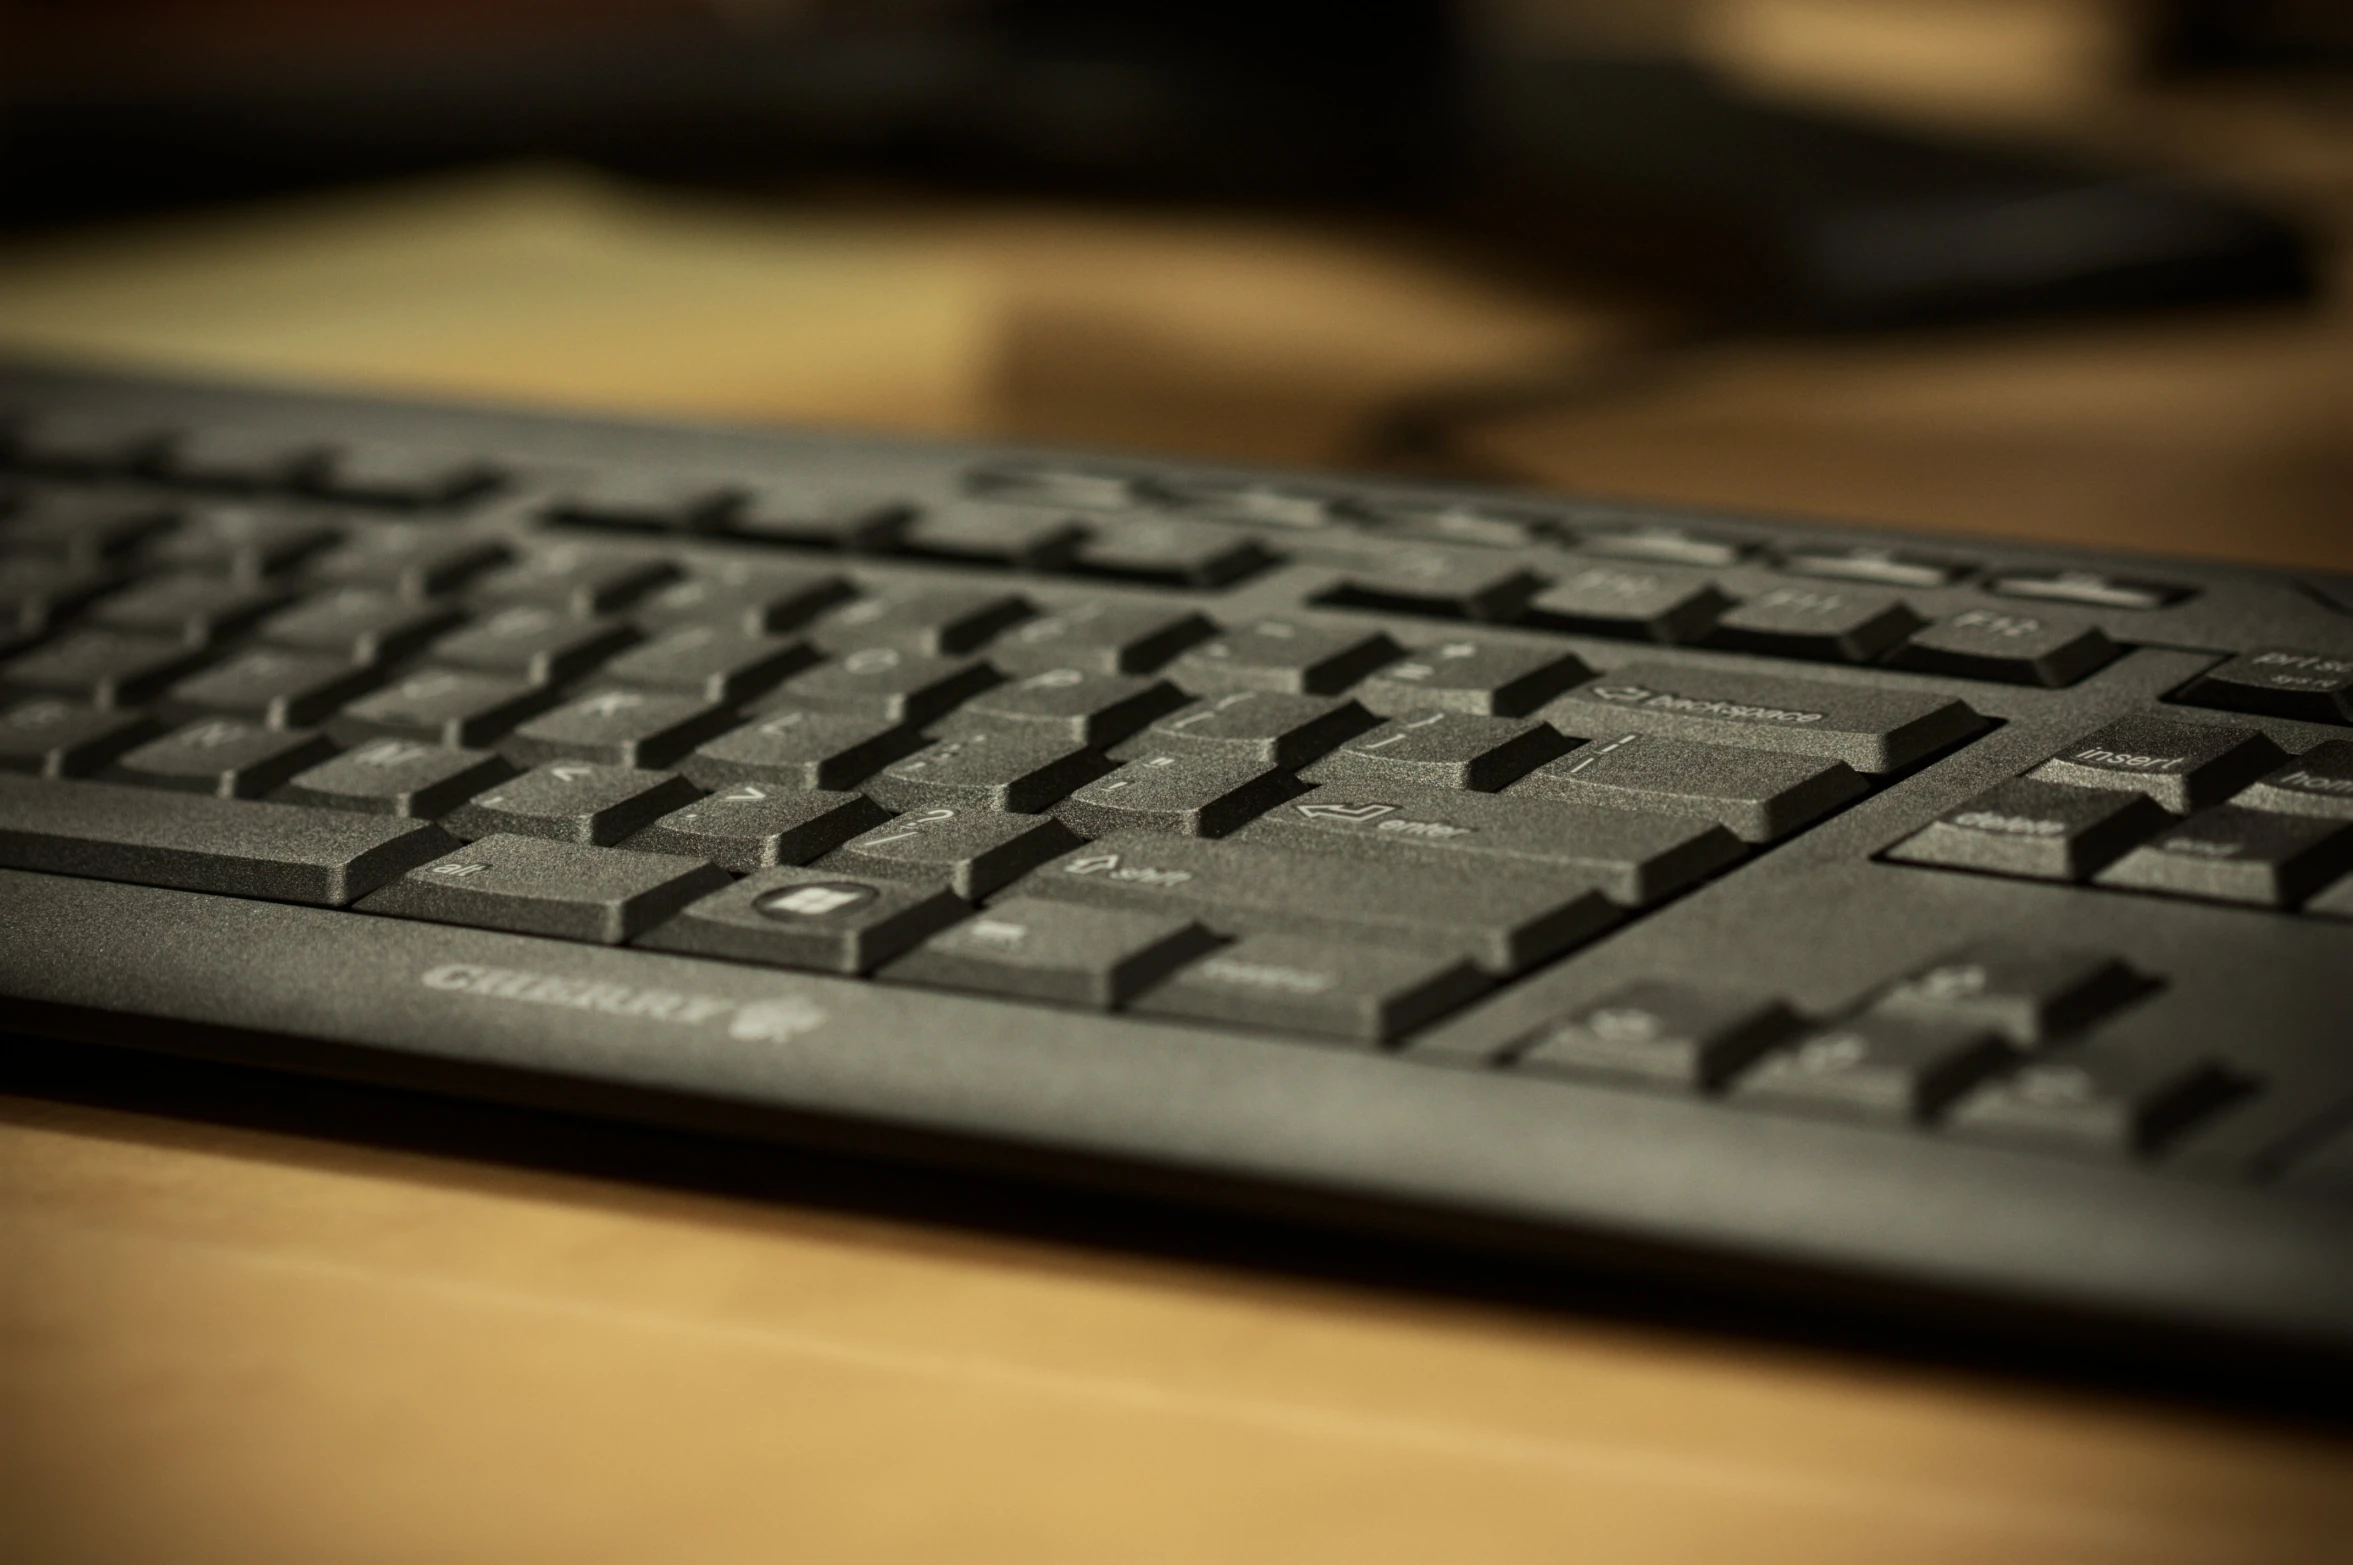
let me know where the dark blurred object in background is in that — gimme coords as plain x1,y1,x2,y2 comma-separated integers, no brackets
2161,0,2353,71
0,0,2326,332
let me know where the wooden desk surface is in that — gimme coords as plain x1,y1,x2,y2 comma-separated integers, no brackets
2,166,2350,1562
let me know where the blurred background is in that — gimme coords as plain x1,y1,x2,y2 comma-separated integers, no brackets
0,0,2347,566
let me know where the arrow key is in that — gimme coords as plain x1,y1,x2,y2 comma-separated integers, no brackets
441,761,700,845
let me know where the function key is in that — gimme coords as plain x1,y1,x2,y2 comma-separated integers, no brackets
2,629,211,708
885,896,1218,1010
428,607,638,686
987,601,1214,675
0,698,160,778
1512,733,1864,843
2234,742,2353,821
1707,586,1924,664
631,562,853,635
1568,519,1748,569
2093,806,2353,907
823,807,1082,900
1170,479,1360,530
1069,516,1275,588
166,647,380,729
105,717,334,798
1165,618,1402,696
1134,935,1489,1044
147,504,343,580
1299,711,1571,792
2173,648,2353,726
1985,569,2193,611
893,501,1089,570
1884,778,2171,882
2025,714,2284,813
637,867,965,975
1889,609,2120,688
808,588,1031,656
1,491,179,565
541,471,741,532
1732,1015,2014,1124
963,463,1160,510
1317,547,1545,622
1352,638,1589,718
307,445,502,508
278,738,514,819
2,412,170,475
1774,544,1971,589
256,588,462,665
441,761,698,846
1117,691,1377,769
1543,663,1984,774
1866,944,2147,1045
469,545,677,617
1515,982,1800,1091
357,834,728,944
156,428,324,490
679,707,923,793
1946,1049,2252,1155
304,524,510,599
720,482,910,551
1522,563,1732,644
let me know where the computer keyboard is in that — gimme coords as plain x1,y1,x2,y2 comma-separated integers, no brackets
4,361,2351,1364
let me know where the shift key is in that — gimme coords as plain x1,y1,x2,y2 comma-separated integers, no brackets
1543,663,1985,774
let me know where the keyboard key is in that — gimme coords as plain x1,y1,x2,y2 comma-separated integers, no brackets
986,601,1216,675
106,719,335,798
2308,874,2353,920
1544,663,1985,774
1707,586,1924,664
887,896,1217,1009
357,833,728,942
638,868,966,975
720,483,911,550
864,729,1109,815
541,471,738,531
1986,569,2191,610
1866,944,2147,1045
1569,519,1747,568
1317,547,1545,621
1055,751,1300,838
1172,478,1356,530
1351,639,1589,718
965,462,1158,510
308,444,501,508
1166,618,1402,696
429,607,640,686
599,625,817,703
2174,648,2353,725
0,557,120,635
629,563,853,635
894,501,1089,569
91,574,288,646
1070,517,1274,587
0,491,177,563
809,589,1030,655
0,773,456,904
2234,742,2353,821
329,668,558,747
621,784,888,872
767,645,1001,725
2025,714,2285,813
1522,564,1731,643
823,807,1083,899
0,698,161,777
1365,497,1553,549
1020,834,1620,974
1515,982,1801,1090
441,761,699,846
155,428,324,490
1889,609,2121,688
255,588,463,665
1884,778,2170,881
501,688,737,769
146,504,342,579
1133,935,1488,1043
1511,733,1864,842
1774,544,1971,588
2093,806,2353,907
1733,1016,2014,1123
1242,788,1742,905
277,738,515,818
304,525,509,598
469,545,678,616
1947,1050,2253,1154
166,647,380,728
4,629,212,708
945,666,1188,747
1299,712,1573,792
1115,691,1378,769
678,707,923,792
3,413,170,476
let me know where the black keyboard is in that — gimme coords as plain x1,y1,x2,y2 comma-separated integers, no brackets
6,362,2352,1367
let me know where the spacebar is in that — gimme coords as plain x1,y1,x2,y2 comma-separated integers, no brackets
0,774,458,906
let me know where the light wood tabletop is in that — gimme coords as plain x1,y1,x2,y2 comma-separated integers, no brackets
2,160,2350,1562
